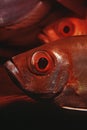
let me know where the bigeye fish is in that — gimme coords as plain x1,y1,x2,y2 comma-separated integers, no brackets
4,35,87,111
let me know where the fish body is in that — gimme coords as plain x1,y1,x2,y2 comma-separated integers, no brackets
4,35,87,110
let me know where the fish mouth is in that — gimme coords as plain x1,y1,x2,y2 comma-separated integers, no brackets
4,60,23,89
4,60,37,99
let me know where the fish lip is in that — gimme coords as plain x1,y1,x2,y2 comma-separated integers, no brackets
4,60,23,90
4,60,20,79
4,60,31,96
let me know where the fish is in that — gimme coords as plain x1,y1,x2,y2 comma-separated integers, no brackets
0,0,50,27
4,35,87,111
38,17,87,43
0,0,50,48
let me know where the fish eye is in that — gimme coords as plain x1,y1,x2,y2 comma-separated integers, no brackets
38,57,48,69
28,51,54,75
63,26,70,33
56,20,75,37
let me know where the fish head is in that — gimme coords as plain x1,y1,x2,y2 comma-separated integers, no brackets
4,45,71,100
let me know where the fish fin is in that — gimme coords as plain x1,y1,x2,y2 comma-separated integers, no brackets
54,86,87,111
62,106,87,111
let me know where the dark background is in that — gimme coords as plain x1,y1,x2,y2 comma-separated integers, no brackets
0,101,87,129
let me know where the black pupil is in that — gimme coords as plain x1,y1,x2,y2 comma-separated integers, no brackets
63,26,70,33
38,57,48,69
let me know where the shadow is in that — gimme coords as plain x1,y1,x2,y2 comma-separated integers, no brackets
0,101,87,129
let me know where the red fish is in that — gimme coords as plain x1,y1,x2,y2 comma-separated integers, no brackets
38,17,87,43
4,35,87,111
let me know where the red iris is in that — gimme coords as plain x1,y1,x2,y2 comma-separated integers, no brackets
55,20,75,37
28,51,54,75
